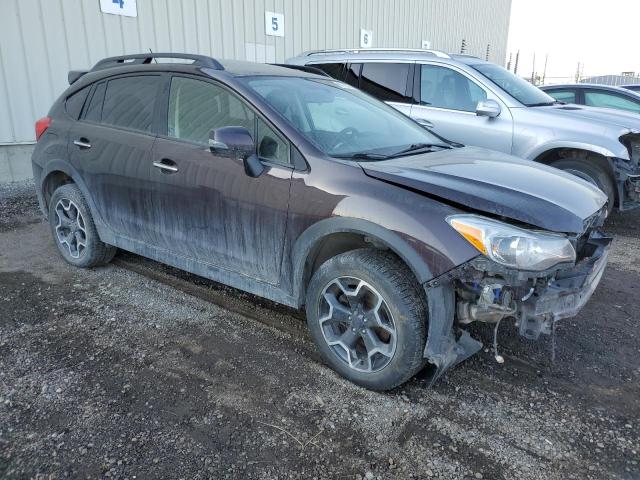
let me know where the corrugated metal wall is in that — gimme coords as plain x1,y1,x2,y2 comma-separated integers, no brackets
0,0,511,145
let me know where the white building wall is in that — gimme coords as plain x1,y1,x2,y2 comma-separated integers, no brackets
0,0,511,151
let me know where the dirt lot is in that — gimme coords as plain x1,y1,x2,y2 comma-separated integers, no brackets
1,181,639,480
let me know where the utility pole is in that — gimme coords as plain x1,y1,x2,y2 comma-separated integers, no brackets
485,44,490,61
514,50,520,75
574,62,581,83
460,38,467,54
542,54,548,85
531,52,536,84
506,52,512,71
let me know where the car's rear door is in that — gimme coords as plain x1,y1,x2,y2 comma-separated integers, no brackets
410,63,513,153
582,88,640,114
68,74,161,240
148,74,293,284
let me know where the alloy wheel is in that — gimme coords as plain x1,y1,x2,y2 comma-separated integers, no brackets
318,276,397,373
54,198,87,259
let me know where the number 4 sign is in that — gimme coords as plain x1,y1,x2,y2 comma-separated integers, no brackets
99,0,137,17
265,11,285,37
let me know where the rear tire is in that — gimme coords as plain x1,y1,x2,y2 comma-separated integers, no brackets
305,249,427,391
552,157,616,214
48,184,116,268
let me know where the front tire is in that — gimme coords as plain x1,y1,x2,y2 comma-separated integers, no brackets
552,157,616,214
305,249,427,391
48,184,116,268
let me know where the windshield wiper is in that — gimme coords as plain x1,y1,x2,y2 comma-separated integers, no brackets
526,101,557,107
332,152,391,161
389,142,450,158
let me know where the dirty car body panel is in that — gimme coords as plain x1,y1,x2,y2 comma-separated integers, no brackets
32,54,611,386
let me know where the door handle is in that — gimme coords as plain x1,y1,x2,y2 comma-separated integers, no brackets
73,138,91,149
153,160,179,173
415,118,434,129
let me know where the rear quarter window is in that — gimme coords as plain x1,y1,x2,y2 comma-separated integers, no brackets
101,76,161,132
83,82,106,122
65,86,90,119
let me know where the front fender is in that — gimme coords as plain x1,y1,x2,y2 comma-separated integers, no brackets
526,140,623,162
291,217,438,306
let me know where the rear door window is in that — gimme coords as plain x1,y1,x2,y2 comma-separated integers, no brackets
360,63,412,103
545,89,577,103
101,76,161,132
584,90,640,113
420,64,487,112
65,87,90,119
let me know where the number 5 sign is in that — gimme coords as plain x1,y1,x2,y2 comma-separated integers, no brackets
265,11,285,37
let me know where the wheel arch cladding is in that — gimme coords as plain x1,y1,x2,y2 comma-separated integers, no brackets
39,160,101,225
291,217,434,308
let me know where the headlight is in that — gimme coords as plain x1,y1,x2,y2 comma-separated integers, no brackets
446,214,576,271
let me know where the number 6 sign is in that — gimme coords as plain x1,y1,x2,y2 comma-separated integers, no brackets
265,12,285,37
360,29,373,48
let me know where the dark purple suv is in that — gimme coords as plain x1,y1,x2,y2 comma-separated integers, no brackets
32,53,611,390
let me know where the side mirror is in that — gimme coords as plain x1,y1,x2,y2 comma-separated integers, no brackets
209,126,255,157
209,126,264,177
476,99,501,118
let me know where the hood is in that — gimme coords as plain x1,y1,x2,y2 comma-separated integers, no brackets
361,147,607,234
534,104,640,131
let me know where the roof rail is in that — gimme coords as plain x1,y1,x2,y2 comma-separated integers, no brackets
91,53,224,72
303,48,451,59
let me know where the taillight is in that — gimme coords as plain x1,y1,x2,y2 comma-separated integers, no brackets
35,116,52,141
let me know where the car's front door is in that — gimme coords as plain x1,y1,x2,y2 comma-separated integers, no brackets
410,63,513,153
69,75,161,240
545,88,579,105
148,75,293,284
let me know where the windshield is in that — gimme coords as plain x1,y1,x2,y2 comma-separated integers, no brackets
472,63,556,107
240,76,449,159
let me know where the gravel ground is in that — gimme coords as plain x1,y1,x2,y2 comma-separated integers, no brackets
0,180,639,480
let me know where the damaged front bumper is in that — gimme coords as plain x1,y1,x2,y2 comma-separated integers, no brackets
421,231,612,385
612,155,640,211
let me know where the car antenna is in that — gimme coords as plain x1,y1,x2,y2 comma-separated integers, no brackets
149,48,157,63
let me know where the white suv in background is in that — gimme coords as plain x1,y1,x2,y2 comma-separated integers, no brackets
287,49,640,212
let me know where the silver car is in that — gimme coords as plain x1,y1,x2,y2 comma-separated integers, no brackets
287,49,640,212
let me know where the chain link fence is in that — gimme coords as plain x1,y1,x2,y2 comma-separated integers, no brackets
538,74,640,87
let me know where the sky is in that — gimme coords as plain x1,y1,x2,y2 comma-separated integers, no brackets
507,0,640,82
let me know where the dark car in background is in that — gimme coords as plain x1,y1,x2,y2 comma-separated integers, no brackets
622,84,640,93
541,83,640,114
32,53,611,390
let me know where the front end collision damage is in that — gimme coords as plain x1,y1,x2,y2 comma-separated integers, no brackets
615,133,640,210
420,231,612,385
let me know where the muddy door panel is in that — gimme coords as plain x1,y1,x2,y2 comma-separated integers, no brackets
69,121,156,240
148,138,292,285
